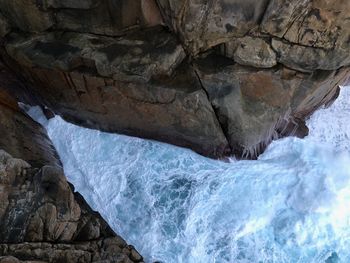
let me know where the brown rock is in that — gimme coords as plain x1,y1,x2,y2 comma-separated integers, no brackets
0,76,142,261
0,0,163,36
0,0,349,161
130,247,142,262
157,0,271,54
271,38,350,72
195,54,349,158
262,0,350,72
0,0,54,32
5,27,185,82
261,0,310,38
43,0,99,9
0,12,10,38
21,64,229,158
3,29,229,157
223,36,277,68
0,256,20,263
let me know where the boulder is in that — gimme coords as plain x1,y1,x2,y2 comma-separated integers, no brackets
0,0,349,158
157,0,271,54
218,36,277,68
0,73,143,262
3,29,229,158
0,0,163,36
194,54,349,158
0,0,54,32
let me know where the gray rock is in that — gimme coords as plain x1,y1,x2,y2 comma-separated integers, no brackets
0,12,10,37
0,0,349,161
262,0,350,72
43,0,99,9
157,0,271,54
0,71,142,262
232,37,277,68
0,0,54,32
6,27,185,82
271,38,350,72
261,0,310,38
195,54,349,158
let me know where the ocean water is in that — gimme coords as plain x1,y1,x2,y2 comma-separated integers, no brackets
28,86,350,263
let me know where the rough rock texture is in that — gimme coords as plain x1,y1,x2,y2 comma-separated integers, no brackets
157,0,271,54
0,0,349,159
195,54,349,157
0,1,350,261
2,28,229,157
0,0,163,35
0,73,142,262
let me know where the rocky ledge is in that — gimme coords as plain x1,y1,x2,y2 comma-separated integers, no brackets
0,68,142,262
0,0,350,158
0,0,350,262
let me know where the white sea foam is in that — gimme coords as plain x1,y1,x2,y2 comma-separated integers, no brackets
28,86,350,263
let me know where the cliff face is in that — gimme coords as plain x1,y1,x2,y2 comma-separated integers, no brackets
0,0,349,158
0,66,143,262
0,1,349,261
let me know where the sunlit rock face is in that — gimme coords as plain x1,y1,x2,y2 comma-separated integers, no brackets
0,0,350,158
29,86,350,262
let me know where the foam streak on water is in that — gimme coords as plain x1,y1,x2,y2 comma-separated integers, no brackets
28,87,350,263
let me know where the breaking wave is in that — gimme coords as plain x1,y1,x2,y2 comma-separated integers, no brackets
28,86,350,263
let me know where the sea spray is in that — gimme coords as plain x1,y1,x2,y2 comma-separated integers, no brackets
28,87,350,263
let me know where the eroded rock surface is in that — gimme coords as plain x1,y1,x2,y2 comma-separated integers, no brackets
195,54,349,157
0,78,142,262
0,0,163,35
2,29,229,157
0,1,350,261
0,0,349,159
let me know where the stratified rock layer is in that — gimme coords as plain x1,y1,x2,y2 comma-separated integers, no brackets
0,0,349,158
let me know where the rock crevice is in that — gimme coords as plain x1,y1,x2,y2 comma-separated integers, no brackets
0,1,350,260
0,69,143,262
1,0,349,158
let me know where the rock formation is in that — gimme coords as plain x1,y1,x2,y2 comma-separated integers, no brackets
0,0,350,261
0,0,349,158
0,66,143,262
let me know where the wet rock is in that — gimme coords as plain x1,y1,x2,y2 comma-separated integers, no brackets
0,1,349,258
195,54,350,158
0,0,349,159
0,240,142,263
2,28,229,157
0,80,142,261
130,249,142,262
18,63,228,158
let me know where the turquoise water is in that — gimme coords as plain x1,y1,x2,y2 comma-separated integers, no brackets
29,86,350,263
